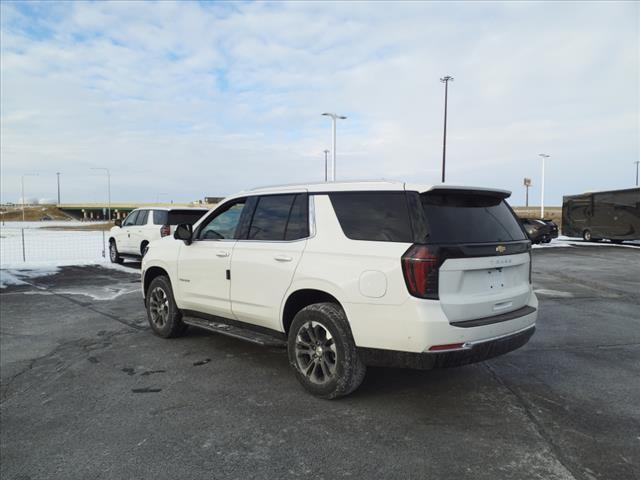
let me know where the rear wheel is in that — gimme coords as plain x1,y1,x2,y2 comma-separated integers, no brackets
109,240,124,264
583,229,592,242
288,303,366,399
146,276,187,338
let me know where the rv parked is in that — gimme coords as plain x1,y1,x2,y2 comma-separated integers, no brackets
562,188,640,243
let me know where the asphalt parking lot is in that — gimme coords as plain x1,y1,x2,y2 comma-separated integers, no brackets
1,246,639,480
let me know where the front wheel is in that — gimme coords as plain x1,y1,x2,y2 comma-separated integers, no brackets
583,229,592,242
146,276,187,338
288,303,366,399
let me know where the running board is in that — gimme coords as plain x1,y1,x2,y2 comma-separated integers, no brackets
183,317,287,348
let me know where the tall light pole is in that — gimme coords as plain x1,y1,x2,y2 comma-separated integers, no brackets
56,172,61,206
538,154,550,218
440,75,454,183
21,173,39,222
322,113,346,181
91,167,111,221
323,150,330,182
635,160,639,186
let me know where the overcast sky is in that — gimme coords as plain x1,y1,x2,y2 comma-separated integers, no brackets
1,1,638,206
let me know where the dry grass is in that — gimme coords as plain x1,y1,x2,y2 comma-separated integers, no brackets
0,205,71,221
41,222,114,231
513,206,562,223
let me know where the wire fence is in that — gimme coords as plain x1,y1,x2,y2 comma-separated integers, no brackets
0,227,107,266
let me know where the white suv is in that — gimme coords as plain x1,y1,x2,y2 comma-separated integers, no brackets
141,182,537,398
109,207,208,263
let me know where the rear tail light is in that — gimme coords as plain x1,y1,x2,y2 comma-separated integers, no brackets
401,244,440,299
160,225,170,237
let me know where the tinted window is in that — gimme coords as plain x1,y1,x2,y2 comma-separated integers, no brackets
329,192,414,242
136,210,149,225
198,200,245,240
249,195,295,241
123,210,139,227
167,210,206,225
153,210,168,225
420,192,526,244
285,194,309,240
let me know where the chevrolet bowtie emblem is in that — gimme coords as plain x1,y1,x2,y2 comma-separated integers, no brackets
496,245,506,253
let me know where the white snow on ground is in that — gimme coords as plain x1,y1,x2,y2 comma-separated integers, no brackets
1,220,138,288
1,222,109,266
0,262,139,289
532,236,640,249
1,220,110,229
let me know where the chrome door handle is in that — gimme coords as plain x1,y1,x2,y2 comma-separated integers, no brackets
216,251,230,258
274,255,293,262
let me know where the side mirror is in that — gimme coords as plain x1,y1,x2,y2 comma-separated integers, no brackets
114,219,122,227
174,223,193,245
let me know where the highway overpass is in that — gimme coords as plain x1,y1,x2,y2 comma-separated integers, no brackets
58,202,211,220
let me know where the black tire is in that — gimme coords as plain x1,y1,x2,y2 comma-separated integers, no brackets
287,302,366,399
146,275,187,338
109,240,124,264
583,229,592,242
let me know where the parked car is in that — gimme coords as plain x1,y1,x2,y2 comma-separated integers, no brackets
520,218,555,244
540,219,559,239
109,207,208,263
141,182,538,398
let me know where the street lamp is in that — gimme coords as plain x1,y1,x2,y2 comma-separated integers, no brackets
91,167,111,221
440,75,454,183
21,173,39,222
56,172,61,206
323,150,330,182
634,160,639,187
321,113,347,181
538,154,550,218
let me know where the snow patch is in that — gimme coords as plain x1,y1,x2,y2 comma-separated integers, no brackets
534,289,574,298
22,286,140,301
0,266,61,289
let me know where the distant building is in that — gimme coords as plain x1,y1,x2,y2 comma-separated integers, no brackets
204,196,224,204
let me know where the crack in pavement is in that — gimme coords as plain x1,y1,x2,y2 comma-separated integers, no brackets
0,328,138,405
483,363,586,480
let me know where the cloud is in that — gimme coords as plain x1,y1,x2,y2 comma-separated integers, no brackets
1,1,638,205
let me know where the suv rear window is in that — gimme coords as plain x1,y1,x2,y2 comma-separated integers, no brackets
420,191,526,244
153,210,207,226
329,192,414,242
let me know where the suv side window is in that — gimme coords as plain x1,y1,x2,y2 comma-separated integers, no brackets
197,199,246,240
122,210,139,227
248,194,295,241
329,192,414,242
136,210,149,225
285,194,309,240
153,210,169,225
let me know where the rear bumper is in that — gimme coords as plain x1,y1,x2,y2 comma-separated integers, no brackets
358,325,535,370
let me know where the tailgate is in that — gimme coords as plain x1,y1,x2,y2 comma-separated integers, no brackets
438,252,531,322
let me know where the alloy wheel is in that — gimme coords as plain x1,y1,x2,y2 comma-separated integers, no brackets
294,321,338,384
149,286,170,328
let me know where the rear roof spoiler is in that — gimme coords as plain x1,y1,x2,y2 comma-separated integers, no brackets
412,184,512,199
